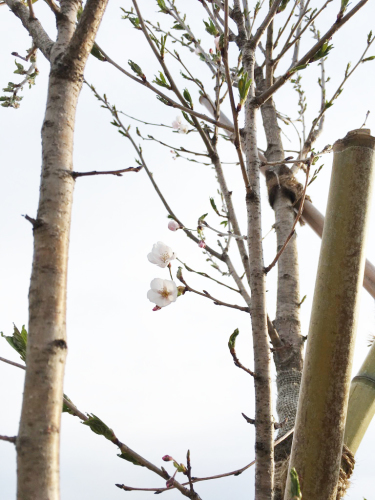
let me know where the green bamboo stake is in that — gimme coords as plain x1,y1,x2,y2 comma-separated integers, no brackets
284,129,375,500
344,341,375,455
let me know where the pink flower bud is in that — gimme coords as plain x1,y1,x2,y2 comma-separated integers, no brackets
162,455,173,462
166,478,175,489
198,240,206,249
209,48,213,54
152,305,162,311
168,220,181,231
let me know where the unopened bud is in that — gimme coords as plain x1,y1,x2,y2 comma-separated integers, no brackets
153,305,162,312
166,478,175,488
198,240,206,249
168,220,181,231
162,455,173,462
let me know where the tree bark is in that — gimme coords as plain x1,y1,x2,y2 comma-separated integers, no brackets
254,65,303,500
244,49,274,500
7,1,109,498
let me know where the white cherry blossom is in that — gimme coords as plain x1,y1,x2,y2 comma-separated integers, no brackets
147,278,178,308
147,241,176,268
171,116,188,134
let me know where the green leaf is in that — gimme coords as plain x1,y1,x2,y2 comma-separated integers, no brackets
228,328,239,350
340,0,350,15
160,34,168,59
290,64,308,74
309,41,334,63
118,451,144,466
172,22,184,30
182,111,195,126
290,467,302,499
156,95,172,106
238,71,252,107
129,16,140,29
362,56,375,62
1,325,28,362
210,197,220,216
128,60,145,79
14,61,26,75
299,295,307,306
173,461,187,473
62,394,76,414
153,71,171,89
156,0,168,13
82,414,115,441
183,88,193,108
198,213,208,222
91,44,106,61
277,0,291,14
203,19,218,36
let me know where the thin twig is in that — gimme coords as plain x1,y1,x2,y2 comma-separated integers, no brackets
186,450,195,495
229,344,255,377
250,0,283,48
178,271,249,313
0,356,198,498
302,31,375,156
177,259,240,293
0,356,25,370
223,0,250,193
71,166,142,178
94,44,233,133
257,0,369,105
0,435,17,444
201,220,247,241
116,428,295,493
87,84,225,262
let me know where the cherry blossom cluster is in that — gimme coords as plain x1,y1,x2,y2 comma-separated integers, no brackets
147,241,178,311
147,220,206,310
172,116,188,134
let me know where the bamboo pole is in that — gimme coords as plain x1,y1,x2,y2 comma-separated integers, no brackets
344,341,375,455
284,129,375,499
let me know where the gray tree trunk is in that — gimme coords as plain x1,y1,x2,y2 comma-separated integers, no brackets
5,1,109,498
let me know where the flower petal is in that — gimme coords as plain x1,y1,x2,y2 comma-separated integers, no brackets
150,278,165,291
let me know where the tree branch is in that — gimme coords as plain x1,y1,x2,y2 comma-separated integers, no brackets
71,166,142,178
5,0,54,60
116,428,295,493
64,0,109,67
249,0,283,49
0,435,17,444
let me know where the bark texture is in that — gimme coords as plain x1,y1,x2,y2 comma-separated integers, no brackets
243,49,274,500
254,62,303,500
9,1,109,498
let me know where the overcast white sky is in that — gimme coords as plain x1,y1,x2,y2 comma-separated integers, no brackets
1,1,375,499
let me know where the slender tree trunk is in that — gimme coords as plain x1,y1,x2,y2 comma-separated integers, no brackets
244,50,274,500
254,66,303,500
12,1,109,498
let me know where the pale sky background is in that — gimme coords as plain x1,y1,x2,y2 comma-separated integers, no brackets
1,1,375,499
